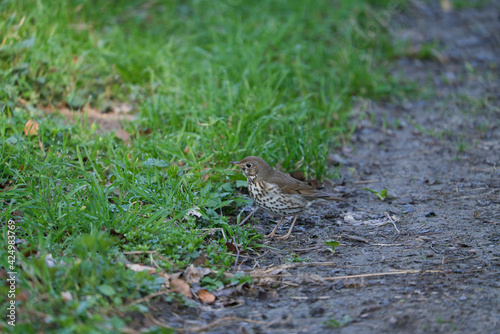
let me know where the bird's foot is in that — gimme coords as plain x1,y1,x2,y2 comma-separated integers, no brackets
274,233,292,240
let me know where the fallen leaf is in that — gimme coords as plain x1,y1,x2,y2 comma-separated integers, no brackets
225,242,240,254
61,291,73,302
258,290,278,301
171,278,192,298
220,298,246,308
115,129,130,142
183,264,212,284
193,253,208,266
24,120,39,136
45,254,57,268
139,128,152,136
23,249,38,258
18,98,29,105
186,207,202,218
126,263,156,274
109,228,126,241
15,290,30,302
440,0,453,12
112,103,132,114
197,288,216,303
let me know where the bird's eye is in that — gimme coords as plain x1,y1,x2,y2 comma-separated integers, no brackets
246,163,252,168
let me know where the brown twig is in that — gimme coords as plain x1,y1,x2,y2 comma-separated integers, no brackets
442,255,478,263
283,261,337,268
238,206,260,226
248,269,443,281
341,234,370,243
292,245,323,253
145,314,269,332
250,262,337,272
123,250,158,255
232,237,241,272
430,242,442,253
119,328,141,334
129,290,169,306
291,296,332,300
322,270,443,280
150,252,160,268
355,179,379,184
385,212,401,234
199,228,227,241
372,243,405,246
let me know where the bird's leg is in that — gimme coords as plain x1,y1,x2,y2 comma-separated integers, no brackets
276,216,298,240
265,217,285,238
238,206,260,226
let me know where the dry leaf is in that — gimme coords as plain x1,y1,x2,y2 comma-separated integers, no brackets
16,290,30,302
192,253,208,266
112,103,132,114
257,290,278,301
197,289,216,304
24,120,39,136
61,291,73,302
18,98,29,105
171,278,192,298
45,254,57,268
126,263,156,274
115,129,130,142
38,141,44,151
186,207,202,218
440,0,453,12
183,264,212,284
159,273,172,288
109,228,127,241
225,242,240,254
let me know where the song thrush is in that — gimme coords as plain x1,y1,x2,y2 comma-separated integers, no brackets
231,156,345,239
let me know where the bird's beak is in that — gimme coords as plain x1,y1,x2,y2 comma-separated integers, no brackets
230,161,244,168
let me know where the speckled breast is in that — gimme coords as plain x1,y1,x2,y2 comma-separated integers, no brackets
248,180,306,216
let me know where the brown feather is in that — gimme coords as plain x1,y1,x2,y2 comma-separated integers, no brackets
234,156,345,202
232,156,346,239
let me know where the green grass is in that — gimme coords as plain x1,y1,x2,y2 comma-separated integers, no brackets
1,0,405,332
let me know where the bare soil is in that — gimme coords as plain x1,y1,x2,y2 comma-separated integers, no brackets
137,2,500,333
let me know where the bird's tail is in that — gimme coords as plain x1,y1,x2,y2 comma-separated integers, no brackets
314,192,347,201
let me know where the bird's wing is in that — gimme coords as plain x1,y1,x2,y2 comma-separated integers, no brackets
267,170,346,201
267,171,319,199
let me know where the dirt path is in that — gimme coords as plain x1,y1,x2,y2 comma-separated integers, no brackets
141,2,500,333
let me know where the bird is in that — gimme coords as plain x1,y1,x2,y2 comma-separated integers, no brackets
231,156,345,239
